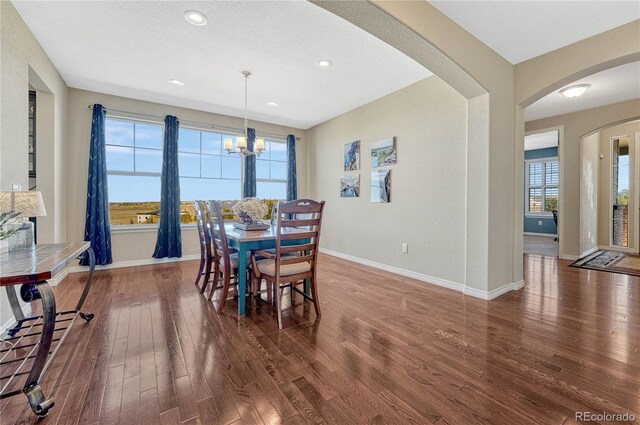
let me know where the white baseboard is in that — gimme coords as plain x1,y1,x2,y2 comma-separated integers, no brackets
0,302,32,335
49,254,201,286
524,232,557,238
319,248,523,301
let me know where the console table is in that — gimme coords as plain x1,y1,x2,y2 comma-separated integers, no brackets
0,242,95,416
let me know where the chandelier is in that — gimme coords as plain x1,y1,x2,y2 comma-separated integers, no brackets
224,71,265,156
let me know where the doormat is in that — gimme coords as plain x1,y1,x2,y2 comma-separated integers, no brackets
570,250,640,277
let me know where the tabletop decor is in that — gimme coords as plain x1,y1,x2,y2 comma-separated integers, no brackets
232,197,269,230
0,191,47,251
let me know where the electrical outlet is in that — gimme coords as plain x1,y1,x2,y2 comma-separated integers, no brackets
538,220,543,225
401,243,408,253
12,184,22,191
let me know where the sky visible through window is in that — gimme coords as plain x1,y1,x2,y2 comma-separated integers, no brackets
105,118,287,203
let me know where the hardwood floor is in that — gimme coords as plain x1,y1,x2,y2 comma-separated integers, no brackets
1,253,638,424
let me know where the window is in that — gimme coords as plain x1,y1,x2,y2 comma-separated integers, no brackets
178,128,242,223
106,117,163,225
256,139,287,200
104,116,286,226
525,158,558,215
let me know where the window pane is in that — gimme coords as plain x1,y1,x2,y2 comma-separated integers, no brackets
528,162,542,186
257,181,286,200
256,160,269,179
179,152,200,177
271,162,287,180
105,119,133,146
202,132,222,155
222,156,241,179
179,129,200,153
545,161,558,185
135,148,162,173
545,187,558,212
528,188,542,213
180,177,241,202
106,146,134,172
201,155,222,178
107,175,161,203
135,123,163,149
269,141,287,162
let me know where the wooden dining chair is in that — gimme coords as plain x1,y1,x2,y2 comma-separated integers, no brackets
193,200,213,293
251,199,325,329
204,200,246,313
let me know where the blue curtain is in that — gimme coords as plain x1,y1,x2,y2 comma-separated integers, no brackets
242,128,257,198
81,104,112,265
153,115,182,258
286,134,297,201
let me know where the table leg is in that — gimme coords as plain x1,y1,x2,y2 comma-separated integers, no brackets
237,244,247,316
5,286,26,322
75,248,96,323
23,282,56,416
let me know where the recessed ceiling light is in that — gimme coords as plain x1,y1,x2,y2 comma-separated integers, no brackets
316,59,333,68
168,79,184,86
184,10,207,26
266,101,278,107
559,84,590,98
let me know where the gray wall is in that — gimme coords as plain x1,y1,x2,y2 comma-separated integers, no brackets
1,2,70,328
307,76,468,286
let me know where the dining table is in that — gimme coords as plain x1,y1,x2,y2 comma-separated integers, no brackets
223,222,311,316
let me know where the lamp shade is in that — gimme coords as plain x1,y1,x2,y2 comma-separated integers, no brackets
0,191,47,217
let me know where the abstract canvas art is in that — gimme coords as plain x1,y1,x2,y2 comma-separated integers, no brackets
340,174,360,198
344,140,360,171
371,137,397,168
371,169,391,203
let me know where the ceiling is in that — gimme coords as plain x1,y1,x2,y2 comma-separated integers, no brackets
13,1,432,129
525,61,640,121
429,1,640,64
524,131,558,151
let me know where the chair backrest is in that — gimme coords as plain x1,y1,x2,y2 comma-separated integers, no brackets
204,201,232,273
193,200,211,260
217,200,238,221
274,199,325,276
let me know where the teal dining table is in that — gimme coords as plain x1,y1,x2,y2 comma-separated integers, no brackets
223,223,311,316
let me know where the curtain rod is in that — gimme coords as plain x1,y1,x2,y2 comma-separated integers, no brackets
87,105,298,140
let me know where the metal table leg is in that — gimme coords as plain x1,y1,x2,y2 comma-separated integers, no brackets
5,286,25,322
21,281,56,416
75,247,95,322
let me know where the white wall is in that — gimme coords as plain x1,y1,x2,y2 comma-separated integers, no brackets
66,88,307,263
580,133,599,255
307,76,468,286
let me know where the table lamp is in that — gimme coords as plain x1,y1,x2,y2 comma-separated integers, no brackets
0,191,47,251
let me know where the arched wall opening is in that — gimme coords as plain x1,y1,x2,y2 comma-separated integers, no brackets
311,0,521,297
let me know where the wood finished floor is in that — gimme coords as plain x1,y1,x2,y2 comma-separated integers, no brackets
1,253,638,425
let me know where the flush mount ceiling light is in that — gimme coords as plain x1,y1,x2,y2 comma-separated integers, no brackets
223,71,265,157
184,10,207,26
316,59,333,68
168,79,184,86
559,84,590,98
265,101,278,107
